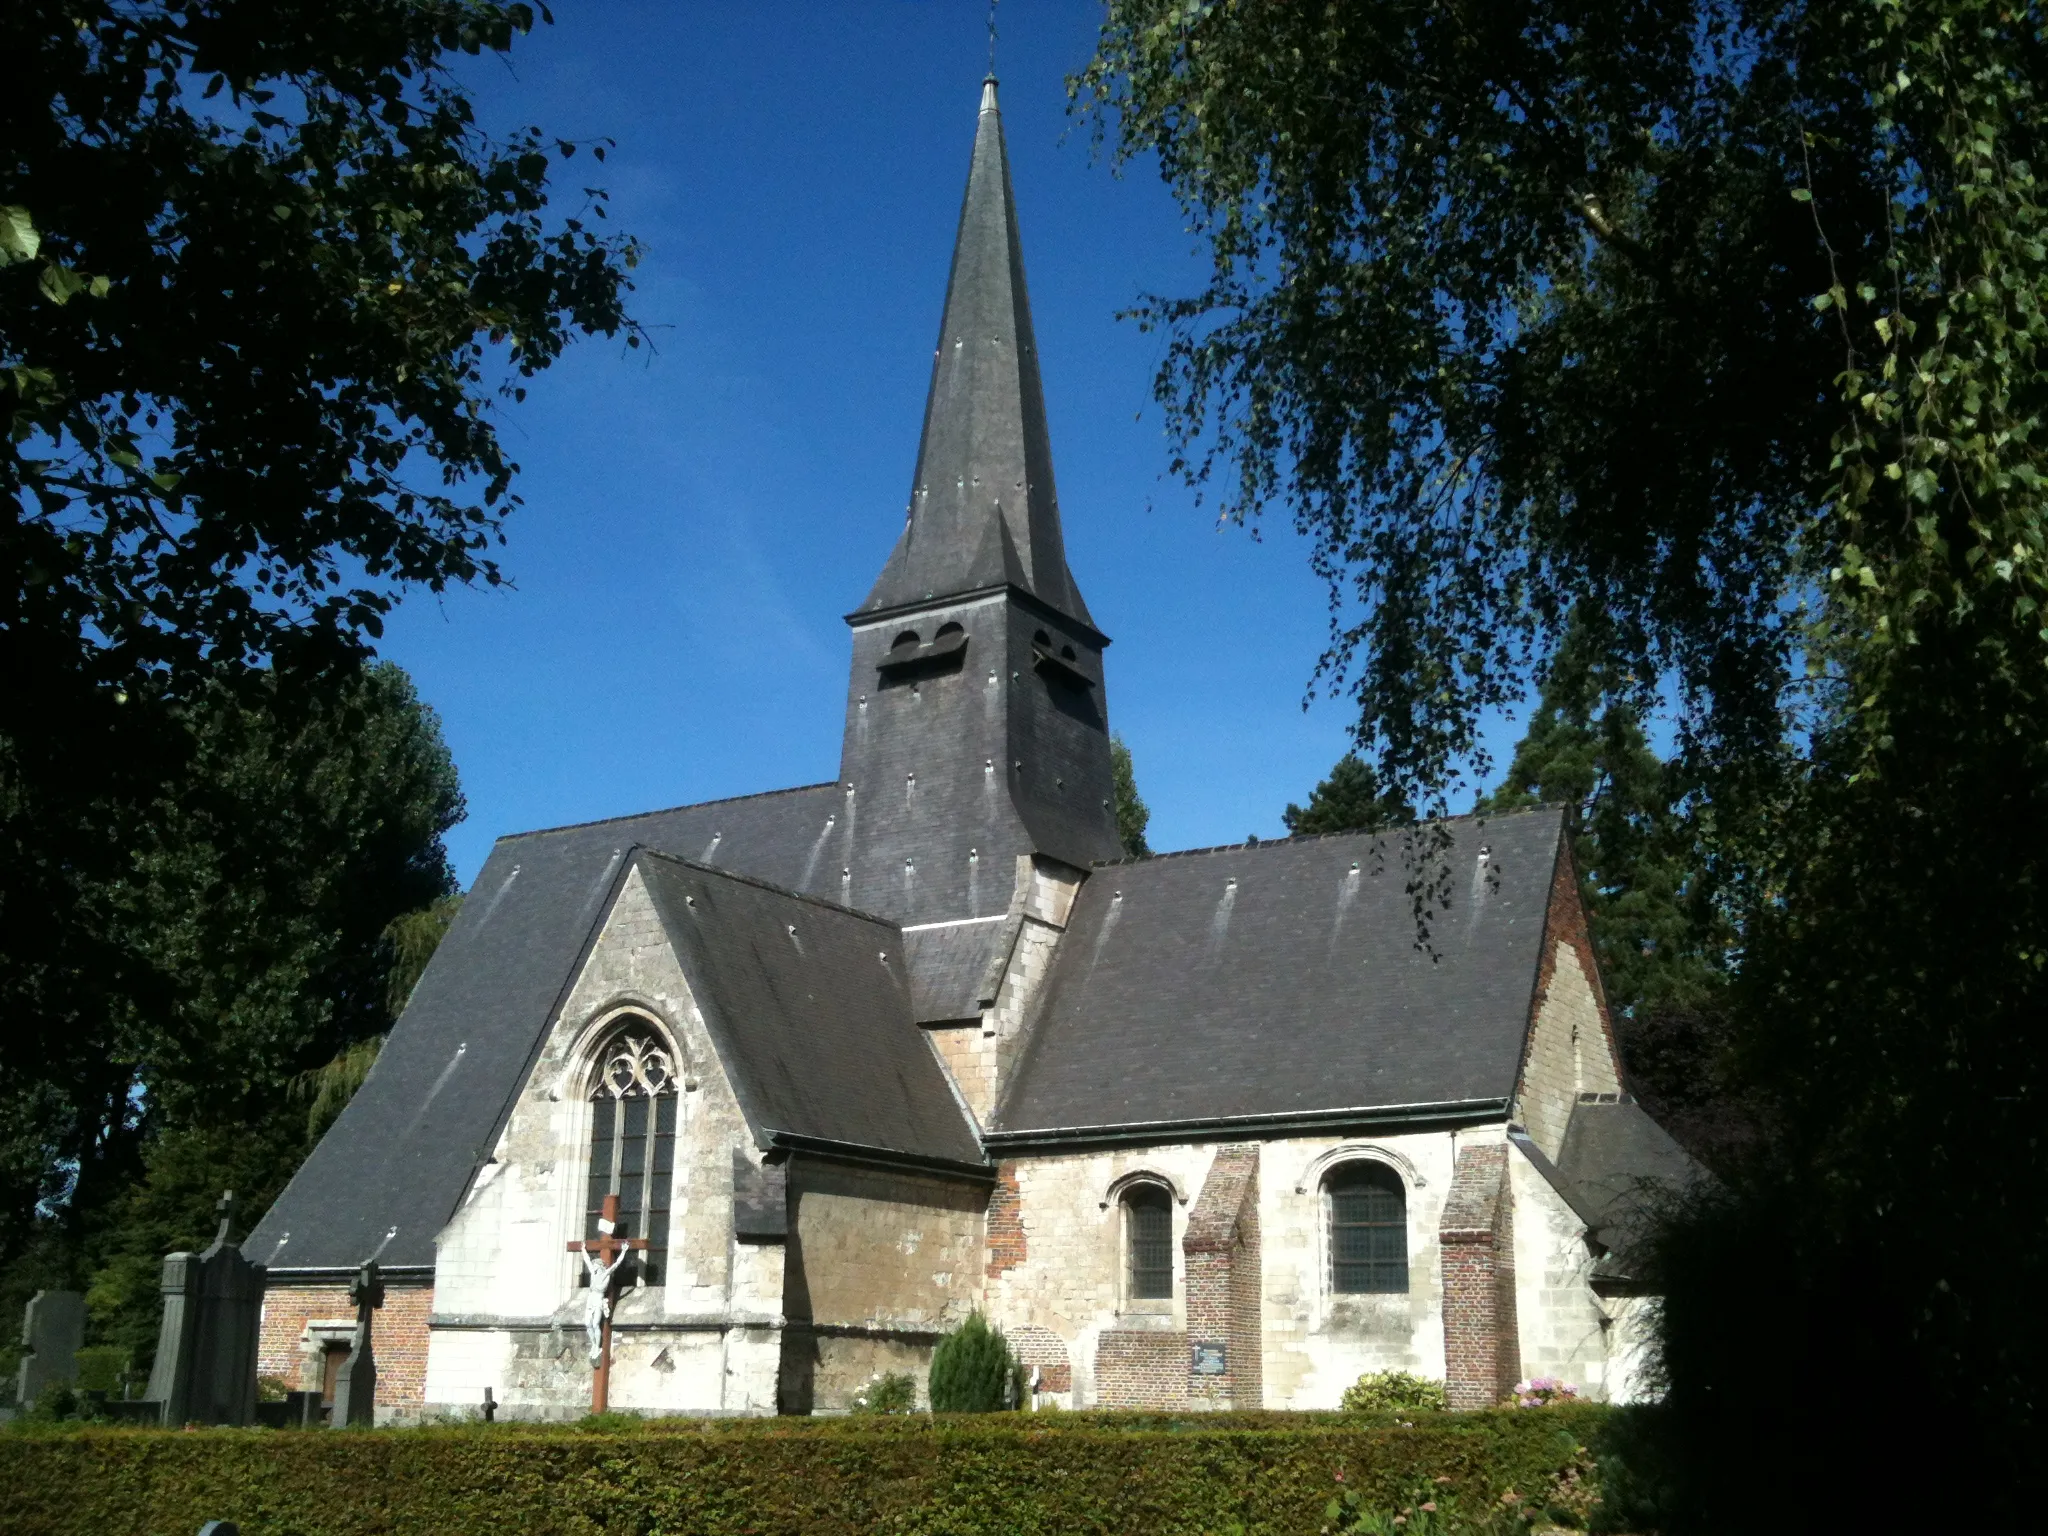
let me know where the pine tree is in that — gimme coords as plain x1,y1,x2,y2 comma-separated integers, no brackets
1282,754,1413,836
1475,618,1722,1019
927,1311,1025,1412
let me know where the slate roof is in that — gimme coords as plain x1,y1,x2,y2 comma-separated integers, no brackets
1555,1096,1700,1284
636,852,983,1169
990,809,1569,1144
249,784,844,1272
855,78,1093,629
900,917,1012,1024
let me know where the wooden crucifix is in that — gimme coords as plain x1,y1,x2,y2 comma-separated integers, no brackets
565,1192,647,1414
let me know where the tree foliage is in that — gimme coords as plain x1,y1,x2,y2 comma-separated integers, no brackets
0,661,462,1360
1110,732,1152,858
1084,0,2048,1517
0,0,626,1332
1282,753,1414,837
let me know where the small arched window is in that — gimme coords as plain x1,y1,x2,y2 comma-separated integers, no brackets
1123,1183,1174,1300
1327,1162,1408,1294
582,1021,679,1285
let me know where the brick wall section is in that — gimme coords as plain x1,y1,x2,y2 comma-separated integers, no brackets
1184,1143,1262,1410
1439,1145,1520,1410
1093,1328,1188,1408
1006,1323,1071,1393
985,1163,1026,1279
258,1282,433,1409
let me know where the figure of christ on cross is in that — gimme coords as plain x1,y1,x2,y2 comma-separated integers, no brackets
566,1192,649,1414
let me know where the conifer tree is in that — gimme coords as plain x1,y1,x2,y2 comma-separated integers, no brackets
1282,754,1413,836
927,1311,1025,1413
1110,734,1152,858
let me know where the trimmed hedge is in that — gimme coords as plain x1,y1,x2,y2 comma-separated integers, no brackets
0,1408,1609,1536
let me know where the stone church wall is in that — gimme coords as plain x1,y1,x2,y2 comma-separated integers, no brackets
1508,1146,1645,1402
988,1130,1497,1412
981,1142,1212,1407
779,1158,985,1412
423,866,779,1418
1254,1131,1463,1410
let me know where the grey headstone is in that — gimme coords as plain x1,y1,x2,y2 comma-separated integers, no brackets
16,1290,86,1407
143,1193,266,1426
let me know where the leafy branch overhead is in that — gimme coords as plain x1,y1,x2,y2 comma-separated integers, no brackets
1078,0,2048,805
2,0,645,694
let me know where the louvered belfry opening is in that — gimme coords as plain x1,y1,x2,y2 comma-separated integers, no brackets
582,1022,678,1285
1327,1162,1409,1294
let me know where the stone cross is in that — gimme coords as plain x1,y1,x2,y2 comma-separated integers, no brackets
565,1192,646,1414
330,1260,384,1427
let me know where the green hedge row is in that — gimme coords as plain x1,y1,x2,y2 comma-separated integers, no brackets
1,1408,1608,1536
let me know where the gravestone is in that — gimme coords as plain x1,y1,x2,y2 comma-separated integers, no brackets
144,1192,266,1426
330,1260,383,1427
16,1290,85,1408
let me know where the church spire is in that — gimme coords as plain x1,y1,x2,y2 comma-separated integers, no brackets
855,76,1094,629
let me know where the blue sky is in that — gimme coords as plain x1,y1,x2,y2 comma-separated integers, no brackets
389,1,1527,886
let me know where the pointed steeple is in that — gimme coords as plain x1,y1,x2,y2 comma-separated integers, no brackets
856,77,1094,629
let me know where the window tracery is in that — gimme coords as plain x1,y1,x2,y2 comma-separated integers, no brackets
581,1020,678,1286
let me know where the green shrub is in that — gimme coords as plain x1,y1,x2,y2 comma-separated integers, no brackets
927,1310,1024,1412
0,1408,1613,1536
1342,1370,1451,1416
71,1348,129,1397
850,1371,916,1414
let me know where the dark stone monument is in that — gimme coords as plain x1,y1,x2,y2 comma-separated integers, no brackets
144,1192,266,1426
481,1385,497,1423
330,1260,384,1427
16,1290,85,1408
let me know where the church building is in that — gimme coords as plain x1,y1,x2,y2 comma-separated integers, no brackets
250,78,1692,1421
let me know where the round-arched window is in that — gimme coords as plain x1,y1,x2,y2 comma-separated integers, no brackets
1326,1162,1408,1294
1123,1182,1174,1300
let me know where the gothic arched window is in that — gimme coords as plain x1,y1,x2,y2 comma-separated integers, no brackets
1123,1182,1174,1301
1326,1161,1408,1294
582,1021,679,1285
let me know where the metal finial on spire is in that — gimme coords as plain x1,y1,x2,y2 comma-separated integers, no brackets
987,0,999,75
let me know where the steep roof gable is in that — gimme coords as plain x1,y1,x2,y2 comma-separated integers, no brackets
248,784,843,1272
636,852,984,1170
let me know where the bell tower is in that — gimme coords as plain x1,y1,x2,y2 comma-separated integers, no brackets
834,77,1121,926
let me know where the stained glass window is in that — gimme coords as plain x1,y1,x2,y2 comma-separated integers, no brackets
582,1023,678,1285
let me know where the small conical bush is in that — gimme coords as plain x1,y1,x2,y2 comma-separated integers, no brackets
927,1311,1025,1412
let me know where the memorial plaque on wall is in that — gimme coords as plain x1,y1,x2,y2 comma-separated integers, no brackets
1191,1342,1227,1376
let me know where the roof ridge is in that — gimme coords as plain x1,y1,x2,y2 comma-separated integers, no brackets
633,845,900,930
494,781,838,844
1089,803,1565,868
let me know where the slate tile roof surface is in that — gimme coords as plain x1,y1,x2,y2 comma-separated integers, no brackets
901,917,1011,1023
636,852,984,1169
1555,1096,1701,1282
992,808,1568,1140
249,784,842,1271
